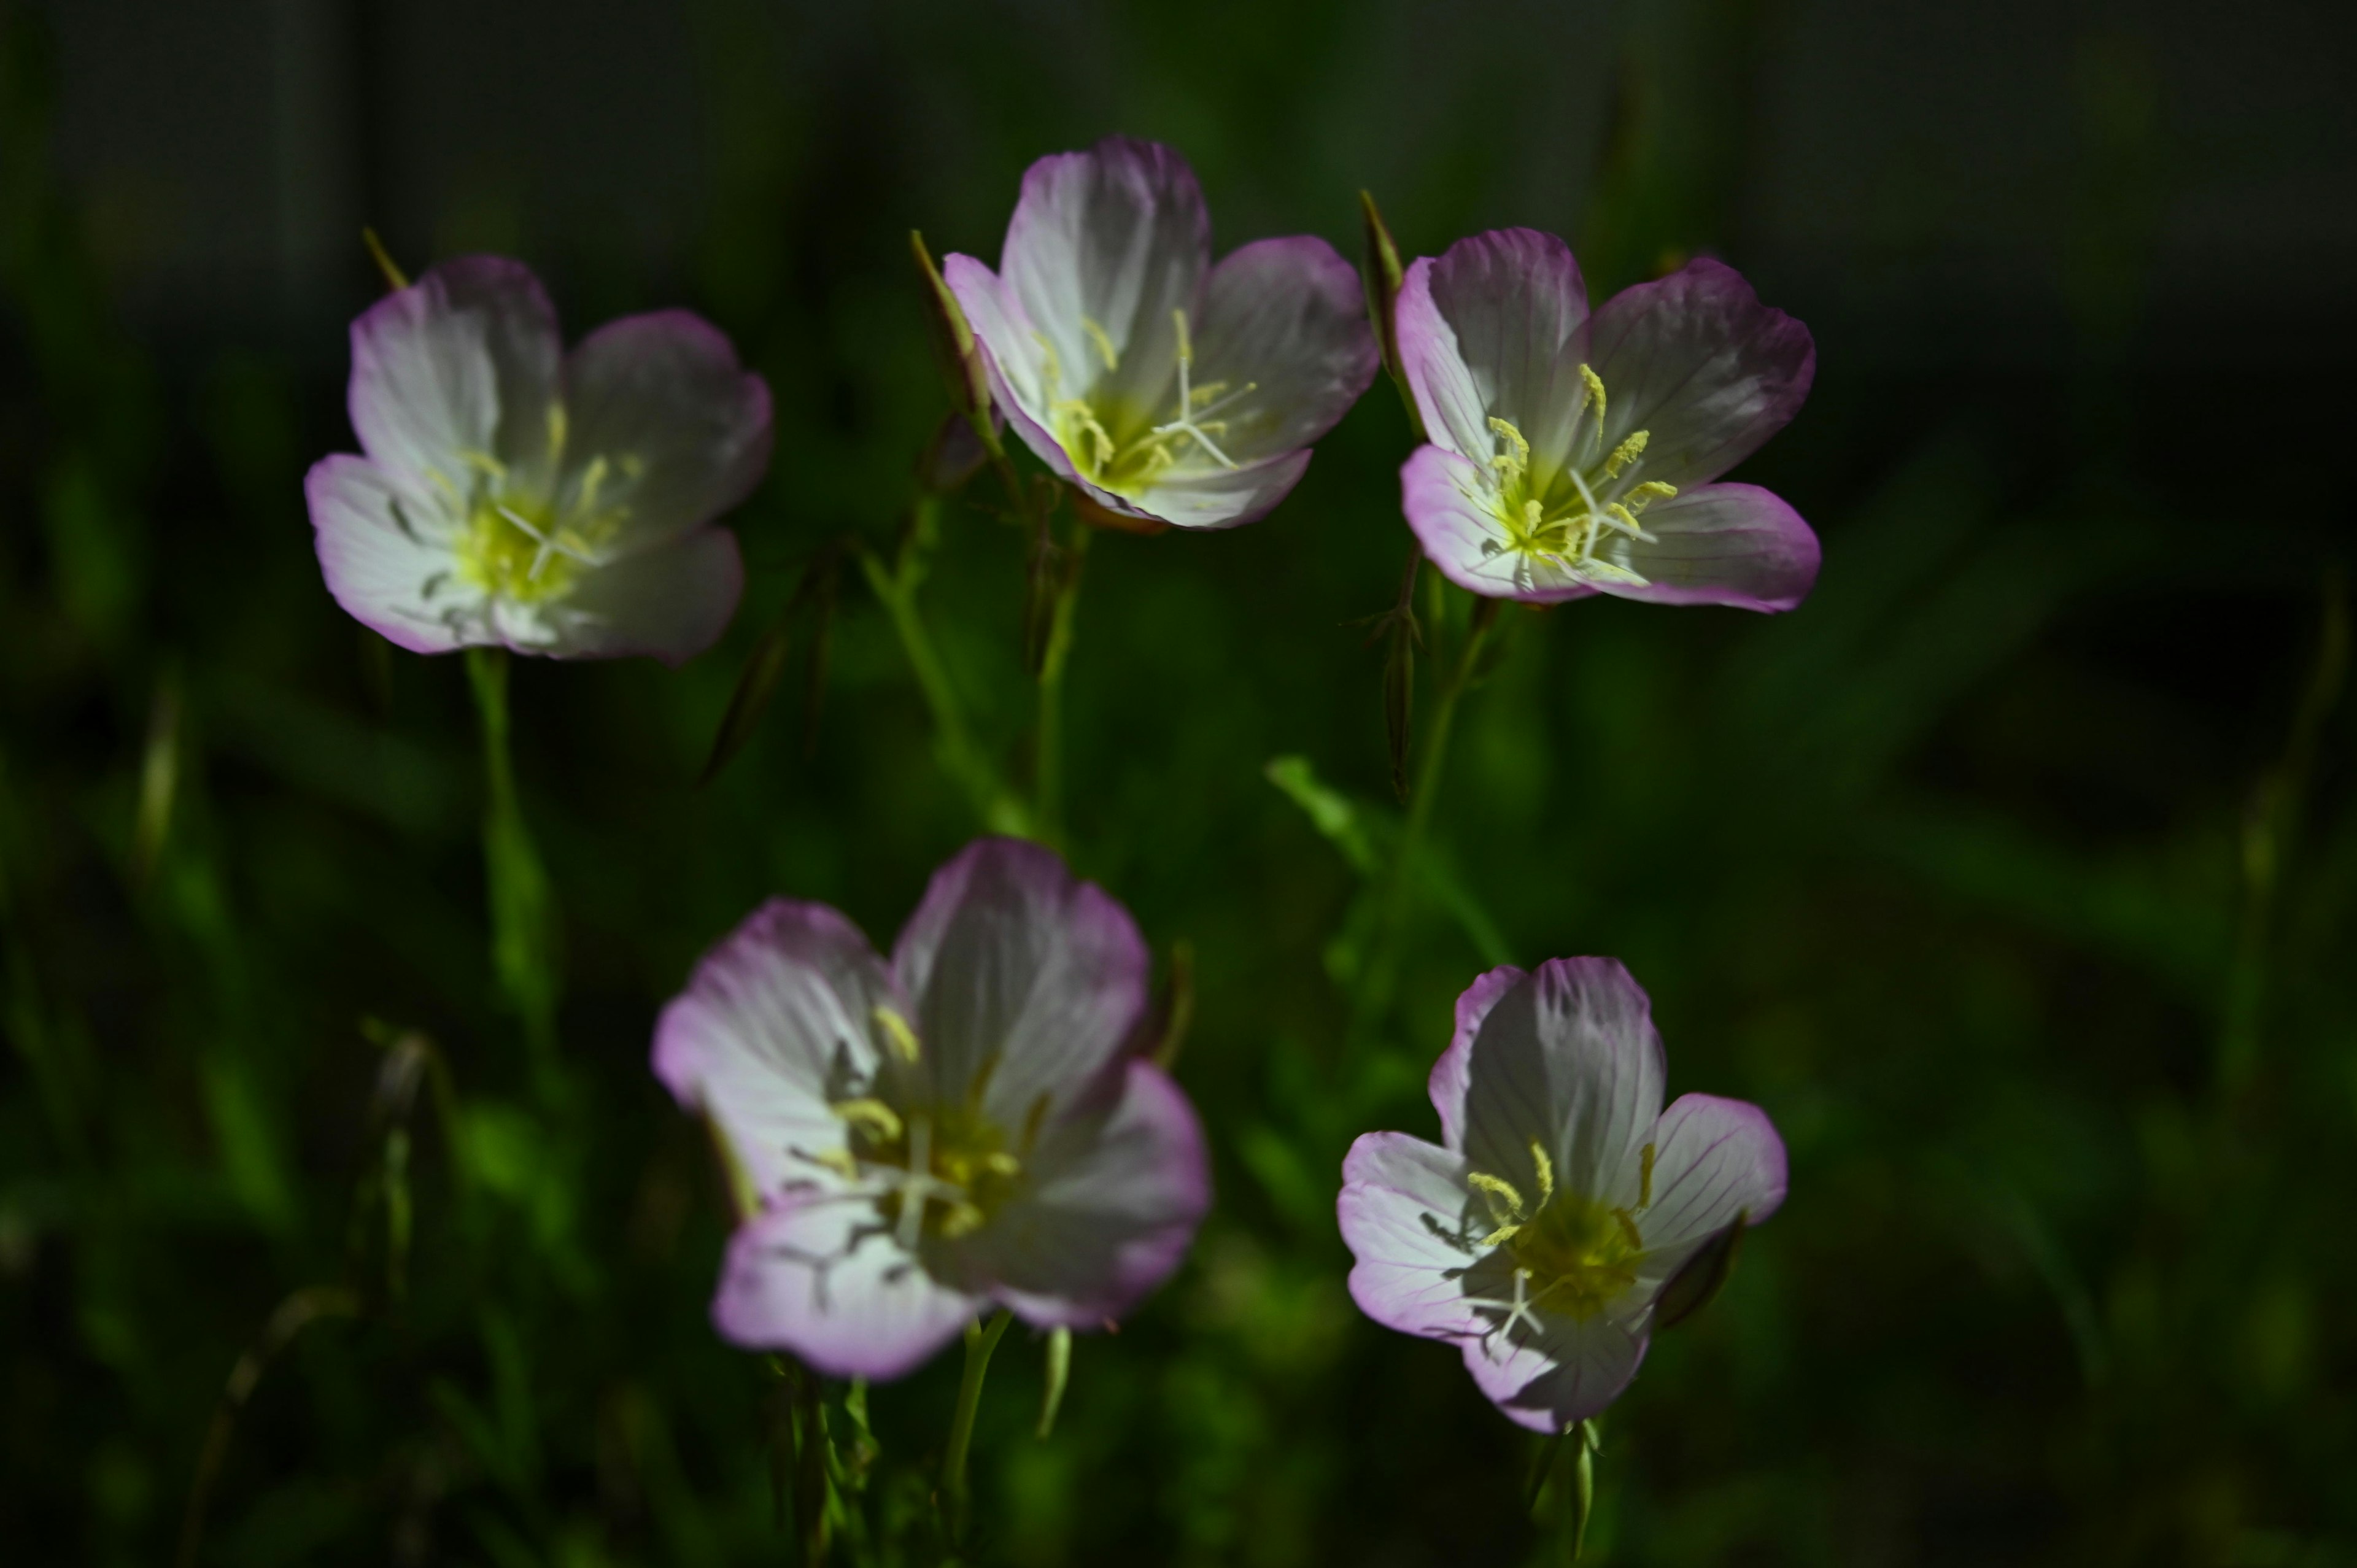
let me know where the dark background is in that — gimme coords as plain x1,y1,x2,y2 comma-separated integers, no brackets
4,1,2355,1563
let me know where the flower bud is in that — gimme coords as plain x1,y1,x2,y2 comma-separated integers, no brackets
1359,190,1424,439
909,229,997,438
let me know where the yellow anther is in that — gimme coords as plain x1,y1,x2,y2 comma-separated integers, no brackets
940,1202,988,1238
1190,379,1231,407
1623,480,1678,511
831,1097,905,1144
808,1146,860,1180
1639,1143,1655,1208
1614,1208,1644,1252
1468,1170,1527,1223
618,452,646,480
1579,364,1608,427
576,454,610,514
1082,315,1120,373
1051,400,1118,474
983,1151,1021,1176
872,1006,922,1064
1019,1092,1052,1156
1170,307,1194,367
546,401,569,462
1031,331,1066,393
1603,502,1648,538
1487,416,1532,481
1529,1140,1556,1208
1602,429,1649,477
1477,1220,1525,1249
460,449,509,481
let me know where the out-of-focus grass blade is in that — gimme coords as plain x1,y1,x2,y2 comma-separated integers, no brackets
702,544,845,786
131,662,179,885
1265,755,1380,877
1036,1327,1072,1440
700,617,797,787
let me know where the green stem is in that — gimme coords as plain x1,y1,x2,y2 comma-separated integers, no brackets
1358,597,1499,1030
1034,528,1089,848
464,647,557,1071
941,1309,1013,1547
861,501,1031,838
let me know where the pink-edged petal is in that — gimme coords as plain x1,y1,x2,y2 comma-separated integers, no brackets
713,1192,983,1380
1188,235,1378,466
1338,1132,1485,1339
1429,966,1529,1150
1633,1092,1787,1277
942,253,1078,483
1124,449,1314,531
1401,445,1599,605
560,310,773,550
652,898,900,1199
1461,1313,1648,1432
1584,257,1814,488
1002,137,1209,419
1398,230,1590,470
1453,959,1666,1210
959,1059,1210,1327
542,528,745,666
350,255,560,487
306,454,483,654
1604,482,1819,613
889,838,1150,1127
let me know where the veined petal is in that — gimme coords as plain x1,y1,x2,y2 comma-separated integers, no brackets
560,310,773,550
652,898,901,1200
1453,959,1665,1210
1002,137,1209,419
1584,257,1814,488
1123,449,1313,531
890,838,1150,1128
306,454,481,654
1430,965,1530,1151
540,528,745,666
1633,1092,1787,1275
1398,230,1590,471
713,1192,983,1380
1461,1313,1648,1432
1188,235,1378,466
1603,482,1820,613
350,255,560,489
960,1059,1210,1326
942,253,1078,484
1401,445,1599,605
1339,1132,1485,1339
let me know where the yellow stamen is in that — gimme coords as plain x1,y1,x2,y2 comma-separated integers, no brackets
1624,480,1677,511
1529,1140,1556,1208
1579,364,1608,429
831,1097,905,1144
1602,429,1649,477
1170,307,1194,367
873,1006,922,1064
1639,1143,1655,1208
1468,1170,1527,1237
1082,315,1120,373
546,401,568,463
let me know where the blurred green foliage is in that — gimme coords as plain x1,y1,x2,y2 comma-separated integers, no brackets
4,1,2355,1565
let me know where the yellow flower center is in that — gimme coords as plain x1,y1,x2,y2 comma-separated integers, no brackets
815,1007,1045,1247
440,409,635,606
1466,1138,1653,1332
455,495,593,603
1041,309,1258,497
1480,365,1676,587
